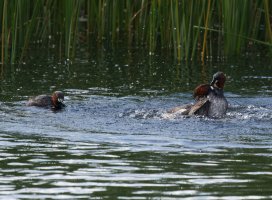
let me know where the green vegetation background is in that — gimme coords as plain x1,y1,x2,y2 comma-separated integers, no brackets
1,0,272,64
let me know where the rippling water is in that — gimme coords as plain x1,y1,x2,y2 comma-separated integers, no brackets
0,49,272,199
1,90,272,199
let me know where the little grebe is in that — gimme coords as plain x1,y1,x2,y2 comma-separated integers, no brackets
27,91,65,110
168,72,228,118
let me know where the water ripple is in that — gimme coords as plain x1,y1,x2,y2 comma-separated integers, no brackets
0,92,272,198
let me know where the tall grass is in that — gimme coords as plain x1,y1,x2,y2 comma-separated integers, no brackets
1,0,272,64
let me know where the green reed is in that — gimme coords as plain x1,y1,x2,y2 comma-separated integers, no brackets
1,0,8,64
1,0,272,64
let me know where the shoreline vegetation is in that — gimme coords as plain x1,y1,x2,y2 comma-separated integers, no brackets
1,0,272,64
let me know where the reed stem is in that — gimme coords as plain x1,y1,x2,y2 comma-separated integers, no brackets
0,0,271,64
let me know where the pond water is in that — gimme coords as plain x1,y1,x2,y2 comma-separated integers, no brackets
0,48,272,199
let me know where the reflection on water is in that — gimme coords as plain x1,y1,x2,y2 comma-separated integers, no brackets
0,48,272,198
1,90,272,199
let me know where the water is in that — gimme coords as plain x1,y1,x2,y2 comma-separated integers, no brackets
0,48,272,199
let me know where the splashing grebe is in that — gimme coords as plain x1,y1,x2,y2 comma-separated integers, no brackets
169,72,228,118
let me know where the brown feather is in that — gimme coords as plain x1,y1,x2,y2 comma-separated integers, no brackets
193,84,211,100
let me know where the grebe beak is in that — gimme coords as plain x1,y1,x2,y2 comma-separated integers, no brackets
58,98,66,107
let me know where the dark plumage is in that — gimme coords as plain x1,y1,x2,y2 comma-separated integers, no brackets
168,72,228,118
27,91,65,110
